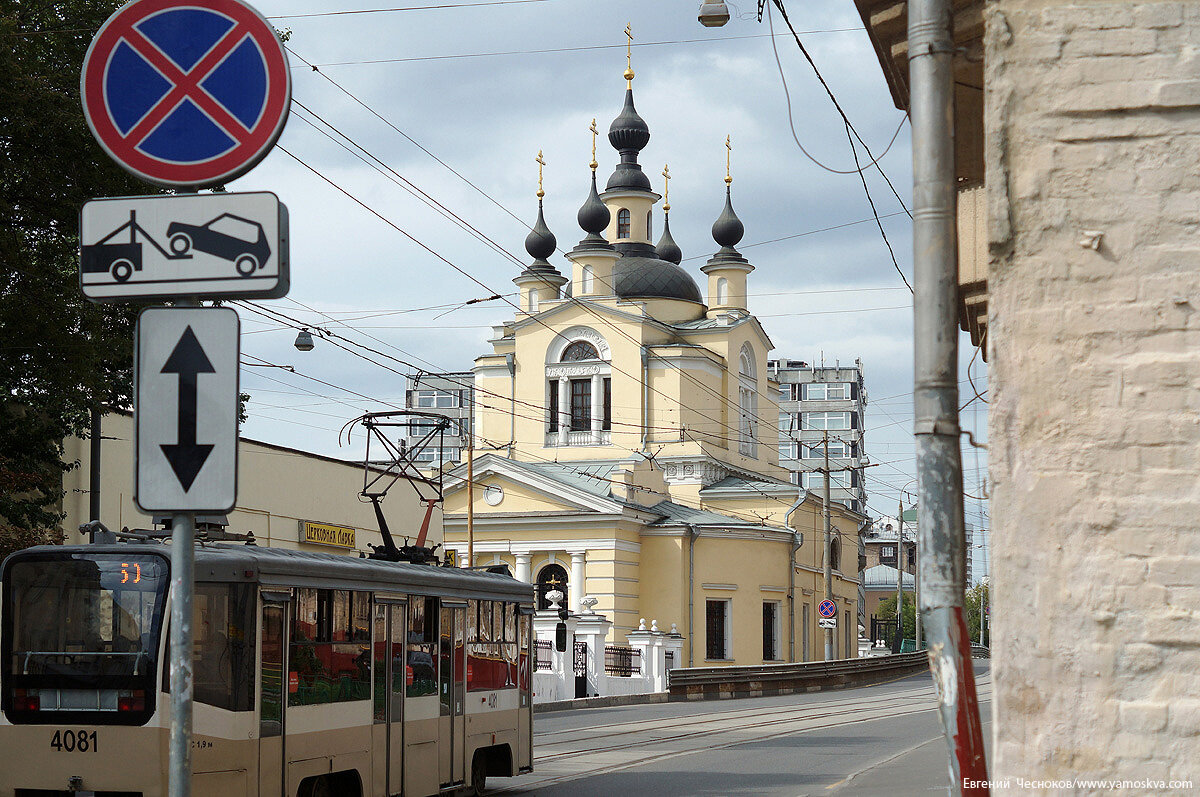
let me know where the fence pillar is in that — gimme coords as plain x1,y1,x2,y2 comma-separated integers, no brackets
573,611,611,698
626,620,659,691
662,624,685,685
533,610,577,702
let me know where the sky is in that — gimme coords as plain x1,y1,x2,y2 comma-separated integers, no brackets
212,0,988,573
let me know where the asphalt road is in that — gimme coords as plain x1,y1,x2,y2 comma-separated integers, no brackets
492,661,992,797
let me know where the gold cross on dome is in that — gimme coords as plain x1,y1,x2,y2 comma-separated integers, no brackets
589,118,599,171
662,164,671,212
725,135,733,185
624,23,634,84
535,150,545,198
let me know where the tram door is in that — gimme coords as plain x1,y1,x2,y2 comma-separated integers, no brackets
373,602,407,797
439,603,466,787
258,596,290,797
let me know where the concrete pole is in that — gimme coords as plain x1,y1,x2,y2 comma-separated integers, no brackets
89,407,102,522
169,512,195,797
909,0,989,789
822,432,833,661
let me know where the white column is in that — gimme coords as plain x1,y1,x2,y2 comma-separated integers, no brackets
514,553,532,583
569,551,586,614
558,378,570,445
590,373,603,441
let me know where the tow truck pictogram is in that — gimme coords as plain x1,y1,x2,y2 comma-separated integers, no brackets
80,210,189,283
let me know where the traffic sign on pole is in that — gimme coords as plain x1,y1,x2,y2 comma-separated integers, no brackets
81,0,291,188
135,307,239,512
81,192,289,301
818,599,837,619
818,617,837,629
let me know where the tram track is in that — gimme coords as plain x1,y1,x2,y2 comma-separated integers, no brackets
498,671,992,793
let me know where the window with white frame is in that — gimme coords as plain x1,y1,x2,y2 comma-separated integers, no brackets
414,447,461,463
801,411,852,431
762,601,781,661
801,440,851,458
779,385,793,402
717,277,729,305
779,412,796,434
801,471,850,489
412,389,460,409
581,265,594,294
802,382,852,401
778,441,795,460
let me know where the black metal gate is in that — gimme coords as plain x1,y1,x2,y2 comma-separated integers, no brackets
573,641,588,698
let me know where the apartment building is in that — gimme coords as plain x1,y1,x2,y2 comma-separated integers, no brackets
403,371,474,466
770,359,868,514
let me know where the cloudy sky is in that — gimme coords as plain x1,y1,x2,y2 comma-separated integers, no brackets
214,0,988,563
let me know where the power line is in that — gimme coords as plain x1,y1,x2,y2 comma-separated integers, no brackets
267,0,556,19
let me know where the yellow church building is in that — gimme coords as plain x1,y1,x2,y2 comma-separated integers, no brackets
442,63,865,667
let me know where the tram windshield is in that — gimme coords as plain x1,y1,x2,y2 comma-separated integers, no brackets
5,553,167,683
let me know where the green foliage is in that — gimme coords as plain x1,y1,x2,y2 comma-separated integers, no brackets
877,592,916,639
965,581,990,646
0,1,163,541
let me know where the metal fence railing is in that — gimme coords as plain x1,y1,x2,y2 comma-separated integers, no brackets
534,639,553,671
604,645,642,677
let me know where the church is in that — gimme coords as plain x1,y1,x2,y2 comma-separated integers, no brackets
442,56,866,667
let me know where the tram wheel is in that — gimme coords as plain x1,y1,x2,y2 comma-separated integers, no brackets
469,752,487,796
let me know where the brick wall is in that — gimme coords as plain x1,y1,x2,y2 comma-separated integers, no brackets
987,0,1200,786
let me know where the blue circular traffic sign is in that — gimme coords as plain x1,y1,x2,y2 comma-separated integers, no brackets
81,0,290,188
818,599,837,618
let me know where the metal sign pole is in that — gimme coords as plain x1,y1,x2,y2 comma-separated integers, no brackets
169,510,195,797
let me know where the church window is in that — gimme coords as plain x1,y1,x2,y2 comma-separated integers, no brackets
536,564,568,611
617,209,630,239
548,379,559,433
646,210,652,240
561,341,600,361
830,537,842,572
529,289,539,312
581,265,594,294
603,378,611,431
705,599,730,660
717,277,729,305
570,379,591,431
738,343,758,457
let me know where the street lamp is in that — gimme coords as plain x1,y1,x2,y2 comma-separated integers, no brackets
293,328,314,351
697,1,730,27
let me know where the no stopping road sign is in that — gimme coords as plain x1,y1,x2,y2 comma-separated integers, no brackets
81,0,290,188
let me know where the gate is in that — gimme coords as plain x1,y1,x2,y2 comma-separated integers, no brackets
573,641,588,698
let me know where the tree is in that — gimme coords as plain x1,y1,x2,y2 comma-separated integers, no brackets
965,581,990,647
0,1,163,551
877,592,916,641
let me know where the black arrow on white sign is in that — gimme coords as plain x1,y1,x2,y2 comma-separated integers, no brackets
159,326,215,491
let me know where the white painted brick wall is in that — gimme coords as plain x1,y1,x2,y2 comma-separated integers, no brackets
987,1,1200,790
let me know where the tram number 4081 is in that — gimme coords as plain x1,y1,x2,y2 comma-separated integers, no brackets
50,729,98,753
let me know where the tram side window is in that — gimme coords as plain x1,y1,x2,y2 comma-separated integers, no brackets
467,600,517,692
290,589,371,706
407,597,438,697
194,583,256,711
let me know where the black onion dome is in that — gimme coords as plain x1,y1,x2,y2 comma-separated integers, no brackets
608,88,650,152
606,88,653,191
655,213,682,264
577,171,610,235
524,200,556,264
712,186,744,249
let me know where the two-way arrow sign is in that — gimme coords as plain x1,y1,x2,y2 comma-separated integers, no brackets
135,307,238,512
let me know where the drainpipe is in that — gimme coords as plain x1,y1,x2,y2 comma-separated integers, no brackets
909,0,989,791
686,523,698,667
505,353,515,458
784,491,807,662
640,346,650,451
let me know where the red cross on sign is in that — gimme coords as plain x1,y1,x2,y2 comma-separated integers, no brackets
81,0,290,188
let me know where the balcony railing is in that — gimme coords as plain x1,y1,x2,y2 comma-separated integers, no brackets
544,430,611,447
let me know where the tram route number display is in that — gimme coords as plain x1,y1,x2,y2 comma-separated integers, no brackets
50,729,99,753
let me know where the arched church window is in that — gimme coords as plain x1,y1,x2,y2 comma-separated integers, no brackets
830,537,842,572
617,209,631,239
717,277,729,305
738,343,758,456
581,265,594,294
529,289,539,312
537,564,568,611
561,341,600,361
646,210,652,240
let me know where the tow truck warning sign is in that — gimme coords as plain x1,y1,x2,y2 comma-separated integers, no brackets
80,191,289,301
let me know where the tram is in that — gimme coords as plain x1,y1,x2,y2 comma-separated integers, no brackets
0,539,535,796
